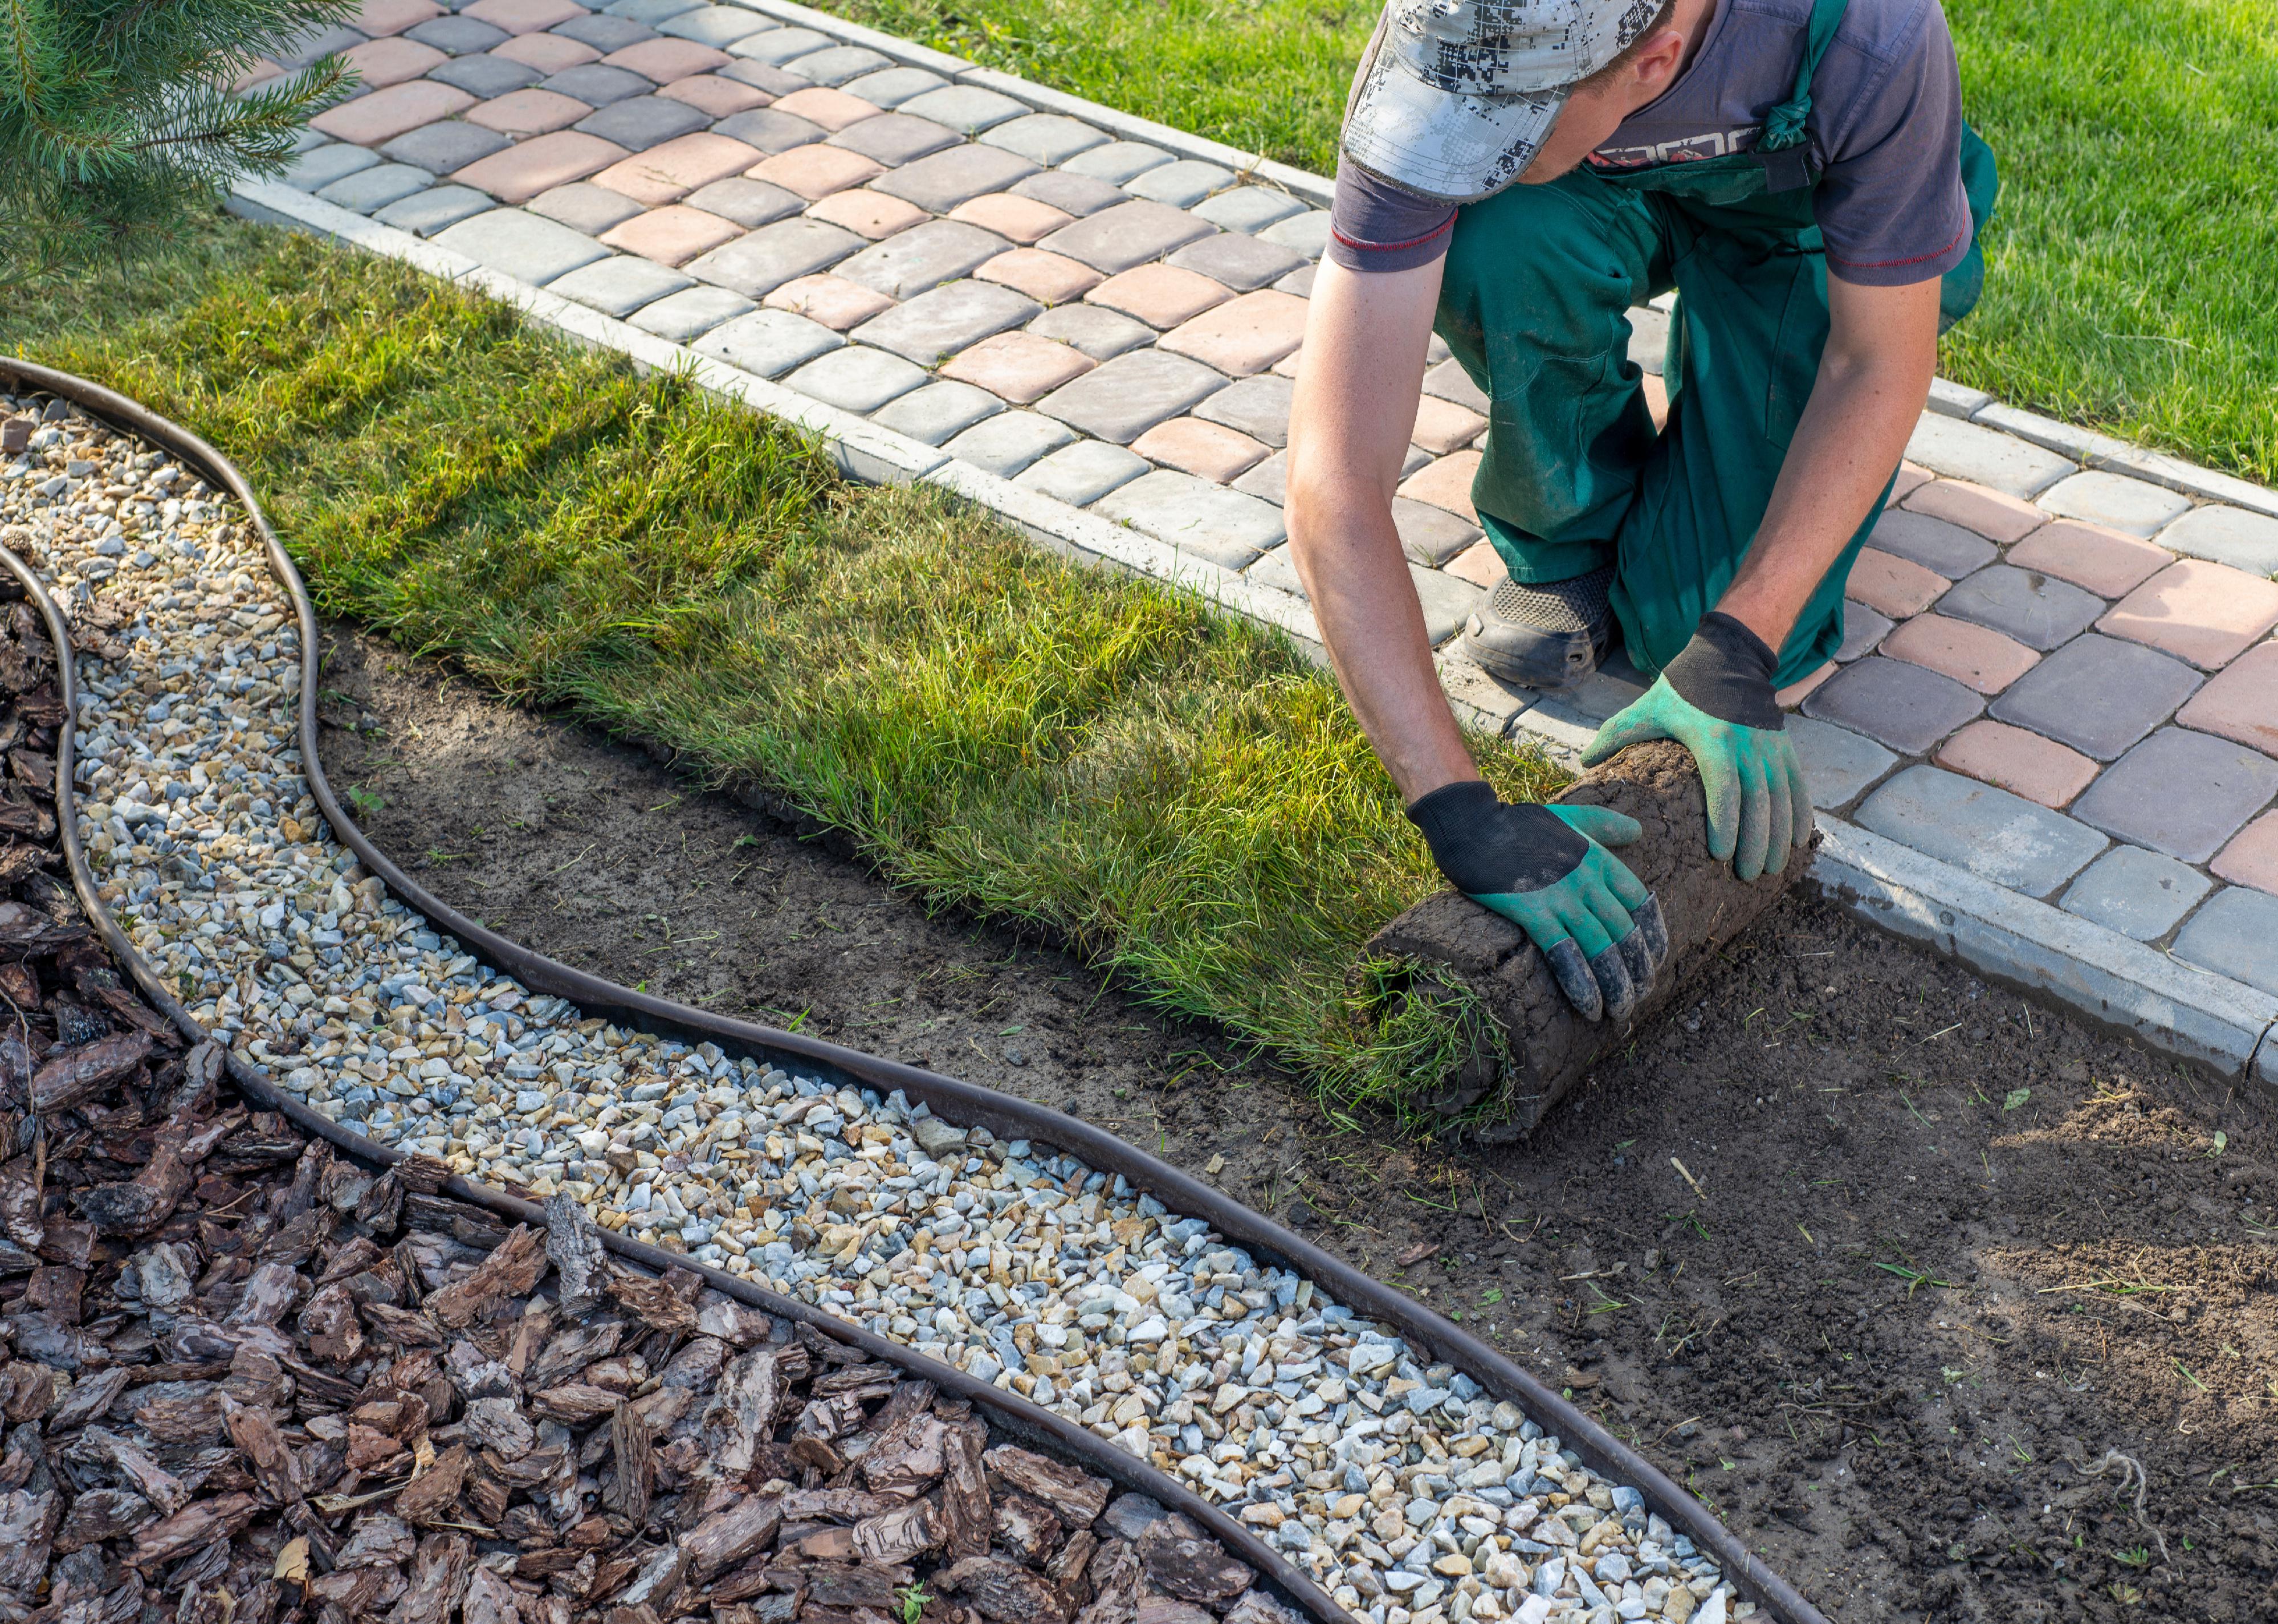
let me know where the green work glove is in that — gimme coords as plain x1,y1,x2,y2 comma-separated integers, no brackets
1407,780,1670,1024
1582,611,1815,883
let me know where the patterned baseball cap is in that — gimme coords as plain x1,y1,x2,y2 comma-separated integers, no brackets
1343,0,1666,202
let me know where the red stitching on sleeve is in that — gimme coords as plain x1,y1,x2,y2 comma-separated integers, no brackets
1826,217,1969,272
1329,214,1456,255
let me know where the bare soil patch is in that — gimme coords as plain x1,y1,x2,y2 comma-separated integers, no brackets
319,626,2278,1624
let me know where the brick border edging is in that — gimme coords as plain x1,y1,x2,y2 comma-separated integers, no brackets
219,165,2278,1094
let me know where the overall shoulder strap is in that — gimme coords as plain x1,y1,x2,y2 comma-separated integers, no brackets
1758,0,1851,153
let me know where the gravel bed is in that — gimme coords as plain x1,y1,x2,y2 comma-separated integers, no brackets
0,391,1743,1624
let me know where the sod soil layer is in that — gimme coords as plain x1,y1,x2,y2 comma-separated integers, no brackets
317,626,2278,1624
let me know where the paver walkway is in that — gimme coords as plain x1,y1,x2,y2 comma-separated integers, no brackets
241,0,2278,1066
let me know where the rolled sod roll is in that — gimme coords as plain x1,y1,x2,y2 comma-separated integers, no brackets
1361,740,1815,1137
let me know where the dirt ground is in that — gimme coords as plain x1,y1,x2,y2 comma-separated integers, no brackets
317,626,2278,1624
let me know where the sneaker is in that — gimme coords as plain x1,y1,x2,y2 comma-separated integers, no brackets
1460,565,1615,689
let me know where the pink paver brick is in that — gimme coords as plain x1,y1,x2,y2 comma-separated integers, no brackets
770,87,882,133
1880,614,2040,695
949,194,1075,246
1446,540,1508,591
1399,451,1481,524
1889,462,1933,504
460,0,585,34
764,274,895,330
1935,720,2101,809
1272,345,1304,380
491,33,599,72
593,132,764,204
2006,519,2170,598
454,131,630,204
1901,478,2046,545
310,80,475,145
805,189,929,240
1845,546,1949,621
603,39,731,81
2098,559,2278,671
599,205,744,267
353,0,444,37
749,144,884,201
234,58,284,92
466,88,593,137
660,74,772,117
1086,264,1229,329
1774,662,1836,710
1412,394,1485,456
2211,812,2278,896
975,248,1100,305
1158,290,1308,377
340,36,448,87
937,332,1093,405
1642,372,1669,433
1131,418,1270,483
2174,642,2278,757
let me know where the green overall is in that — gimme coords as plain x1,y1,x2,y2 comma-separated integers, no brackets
1435,0,1999,688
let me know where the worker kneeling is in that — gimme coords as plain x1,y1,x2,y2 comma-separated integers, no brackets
1289,0,1996,1023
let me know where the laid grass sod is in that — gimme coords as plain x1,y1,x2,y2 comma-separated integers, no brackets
2,218,1566,1118
833,0,2278,487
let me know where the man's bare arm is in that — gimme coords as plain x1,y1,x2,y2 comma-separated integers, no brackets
1285,254,1473,802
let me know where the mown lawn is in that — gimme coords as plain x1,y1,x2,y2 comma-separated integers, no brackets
829,0,2278,486
2,218,1564,1121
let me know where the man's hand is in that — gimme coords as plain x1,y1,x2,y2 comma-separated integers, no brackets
1584,613,1813,882
1408,780,1670,1022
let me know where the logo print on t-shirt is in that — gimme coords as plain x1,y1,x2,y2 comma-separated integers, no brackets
1591,124,1765,167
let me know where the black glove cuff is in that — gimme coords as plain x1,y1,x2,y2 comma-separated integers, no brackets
1662,611,1784,731
1406,780,1584,895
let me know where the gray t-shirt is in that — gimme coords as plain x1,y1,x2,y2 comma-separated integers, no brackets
1329,0,1971,286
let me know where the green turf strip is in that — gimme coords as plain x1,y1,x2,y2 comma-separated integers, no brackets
3,221,1564,1120
827,0,2278,487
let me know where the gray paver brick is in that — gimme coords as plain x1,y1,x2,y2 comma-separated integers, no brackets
608,0,704,19
272,20,368,67
284,142,381,191
660,4,777,47
851,280,1040,365
1423,357,1489,414
1014,439,1151,505
427,54,543,98
373,183,498,236
1091,470,1286,568
896,85,1029,134
1193,185,1308,234
1035,349,1228,444
1260,209,1331,259
1233,450,1286,506
829,113,961,167
713,107,828,154
1409,563,1486,646
1869,511,1998,578
433,207,608,284
870,381,1004,446
1167,232,1307,293
2160,505,2278,578
1011,171,1126,219
1040,200,1216,275
682,177,802,228
783,45,892,85
980,115,1110,166
1800,655,1983,755
1027,303,1155,360
541,63,653,106
317,162,435,213
1062,141,1172,185
406,16,507,54
1126,158,1234,208
545,253,695,317
1246,546,1302,597
1987,634,2201,760
1935,562,2105,651
720,58,809,96
1194,374,1292,448
727,26,830,64
781,344,931,412
1392,497,1482,566
529,181,646,235
382,119,512,174
1627,305,1671,373
869,145,1040,213
556,14,655,51
1788,715,1897,810
627,284,755,341
692,307,844,377
1274,263,1317,299
576,95,712,150
684,217,863,296
840,67,951,109
1856,766,2107,897
2060,846,2215,942
1835,601,1894,661
834,219,1010,300
2071,727,2278,862
1904,413,2075,498
942,411,1075,478
2171,886,2278,995
2039,470,2194,539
